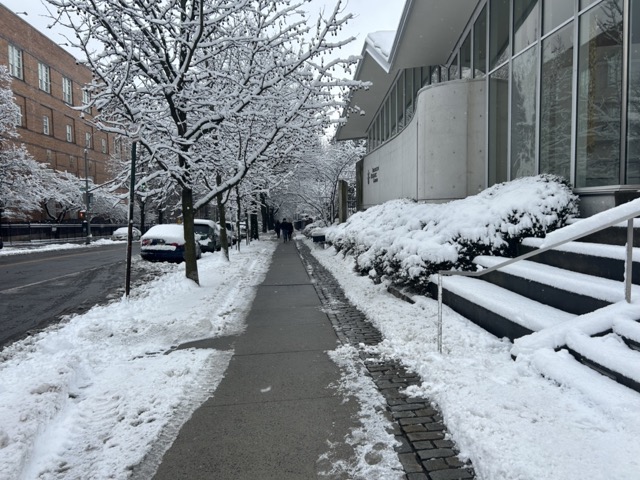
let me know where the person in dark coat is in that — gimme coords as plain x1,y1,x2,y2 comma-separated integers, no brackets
274,219,281,239
281,218,293,242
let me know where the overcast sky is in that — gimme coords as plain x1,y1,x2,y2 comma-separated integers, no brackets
0,0,406,74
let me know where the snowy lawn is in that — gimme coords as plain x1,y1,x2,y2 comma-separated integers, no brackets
307,238,640,480
0,240,276,480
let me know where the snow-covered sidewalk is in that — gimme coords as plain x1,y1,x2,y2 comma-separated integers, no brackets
306,239,640,480
0,240,276,479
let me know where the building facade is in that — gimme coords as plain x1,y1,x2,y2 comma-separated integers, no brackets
0,3,115,220
338,0,640,216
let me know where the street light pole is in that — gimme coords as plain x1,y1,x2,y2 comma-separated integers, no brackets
84,148,91,244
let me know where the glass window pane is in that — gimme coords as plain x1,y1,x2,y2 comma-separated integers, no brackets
398,75,406,129
461,34,472,78
489,64,510,185
540,21,574,181
390,86,397,136
514,0,539,54
441,65,449,82
414,67,422,97
431,66,440,84
449,54,459,80
627,0,640,183
576,0,623,187
422,66,431,87
474,6,487,77
490,0,510,69
543,0,574,34
404,70,414,124
580,0,598,11
511,46,538,178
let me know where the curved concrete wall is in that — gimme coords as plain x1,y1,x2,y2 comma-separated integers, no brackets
361,78,486,209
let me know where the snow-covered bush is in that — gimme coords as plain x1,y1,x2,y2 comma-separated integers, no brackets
325,175,578,292
302,220,328,238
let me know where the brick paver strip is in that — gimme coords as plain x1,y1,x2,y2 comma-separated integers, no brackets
298,241,475,480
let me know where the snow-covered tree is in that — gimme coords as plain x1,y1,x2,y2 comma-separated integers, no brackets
272,138,364,223
0,66,60,221
46,0,362,284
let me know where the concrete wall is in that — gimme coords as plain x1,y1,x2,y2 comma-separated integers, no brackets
360,78,486,209
361,114,419,208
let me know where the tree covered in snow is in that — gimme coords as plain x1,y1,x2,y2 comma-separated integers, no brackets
271,138,364,223
325,175,579,293
0,66,60,220
46,0,362,283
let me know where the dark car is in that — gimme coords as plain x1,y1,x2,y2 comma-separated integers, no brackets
140,224,202,263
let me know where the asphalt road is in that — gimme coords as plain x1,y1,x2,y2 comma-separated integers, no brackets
0,242,142,349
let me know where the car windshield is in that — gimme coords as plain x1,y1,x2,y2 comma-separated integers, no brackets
194,225,209,235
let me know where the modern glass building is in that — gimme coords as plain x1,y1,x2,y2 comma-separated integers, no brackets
337,0,640,216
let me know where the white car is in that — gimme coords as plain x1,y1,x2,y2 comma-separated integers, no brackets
194,219,221,252
111,227,141,241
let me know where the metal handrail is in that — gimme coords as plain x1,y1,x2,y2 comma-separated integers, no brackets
436,199,640,353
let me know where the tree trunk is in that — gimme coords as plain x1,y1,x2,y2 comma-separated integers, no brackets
181,186,200,284
235,186,242,250
217,173,230,261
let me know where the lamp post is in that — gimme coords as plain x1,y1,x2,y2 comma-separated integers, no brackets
83,148,91,244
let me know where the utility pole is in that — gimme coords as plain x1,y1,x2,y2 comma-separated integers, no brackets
125,141,136,297
84,148,91,244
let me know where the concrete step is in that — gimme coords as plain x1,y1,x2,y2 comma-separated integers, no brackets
518,237,640,284
429,275,575,341
473,255,639,314
565,330,640,394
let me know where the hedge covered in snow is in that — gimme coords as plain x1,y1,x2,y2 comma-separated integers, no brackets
325,175,579,292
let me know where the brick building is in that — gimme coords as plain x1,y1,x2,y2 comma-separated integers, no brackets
0,2,115,221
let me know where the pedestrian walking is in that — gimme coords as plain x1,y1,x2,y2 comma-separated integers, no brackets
274,220,281,239
281,218,293,243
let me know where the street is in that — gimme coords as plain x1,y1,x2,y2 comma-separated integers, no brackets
0,242,142,348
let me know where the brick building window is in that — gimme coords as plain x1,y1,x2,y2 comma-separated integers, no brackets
82,89,91,113
38,63,51,93
62,77,73,104
101,138,107,154
8,45,23,80
43,115,50,135
85,132,92,148
15,104,23,127
66,124,73,142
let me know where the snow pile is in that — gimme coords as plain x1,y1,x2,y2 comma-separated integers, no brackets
326,175,578,291
307,239,640,480
0,241,276,479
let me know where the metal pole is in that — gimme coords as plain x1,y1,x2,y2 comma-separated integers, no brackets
625,218,633,303
84,148,91,244
437,273,443,354
125,141,137,297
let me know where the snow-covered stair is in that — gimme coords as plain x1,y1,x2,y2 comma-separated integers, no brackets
430,225,640,395
436,274,575,339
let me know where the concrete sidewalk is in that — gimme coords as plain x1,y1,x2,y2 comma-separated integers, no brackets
152,239,360,479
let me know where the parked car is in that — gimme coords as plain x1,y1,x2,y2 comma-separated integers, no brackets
111,227,141,241
217,221,237,245
140,224,202,263
194,219,221,252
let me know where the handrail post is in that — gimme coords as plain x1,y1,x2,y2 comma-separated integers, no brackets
626,218,633,303
437,273,443,353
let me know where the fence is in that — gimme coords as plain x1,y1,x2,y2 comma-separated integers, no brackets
0,222,126,245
